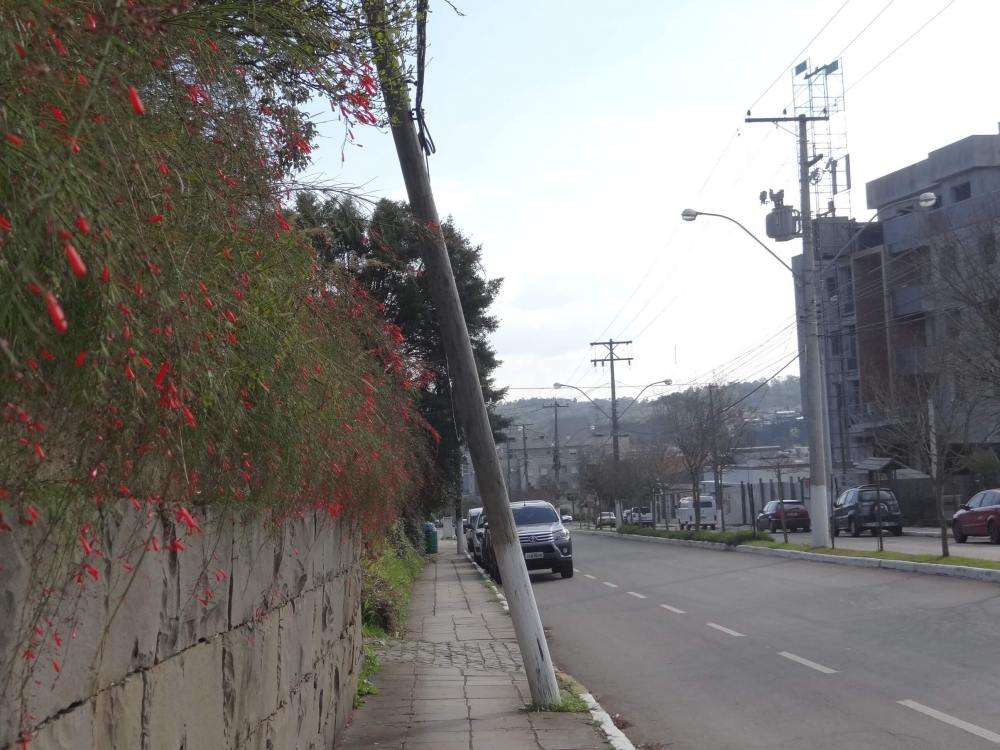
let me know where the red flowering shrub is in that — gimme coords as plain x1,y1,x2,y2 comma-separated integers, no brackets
0,0,431,733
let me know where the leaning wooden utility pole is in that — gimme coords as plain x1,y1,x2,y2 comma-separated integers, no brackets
363,2,560,705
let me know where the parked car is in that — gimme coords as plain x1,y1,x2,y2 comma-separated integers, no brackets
434,518,444,528
472,510,489,563
832,486,903,537
756,500,810,533
596,511,617,529
482,500,573,581
465,507,482,551
676,495,716,530
626,507,653,527
952,489,1000,543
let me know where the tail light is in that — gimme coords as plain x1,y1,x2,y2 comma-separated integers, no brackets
802,509,809,517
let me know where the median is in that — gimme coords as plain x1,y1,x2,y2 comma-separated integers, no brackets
617,524,774,546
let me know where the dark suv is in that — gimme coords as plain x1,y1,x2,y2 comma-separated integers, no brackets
832,485,903,537
482,501,573,581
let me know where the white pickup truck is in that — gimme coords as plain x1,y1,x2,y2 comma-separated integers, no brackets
624,506,653,527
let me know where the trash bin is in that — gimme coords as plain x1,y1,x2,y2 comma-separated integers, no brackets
425,522,438,554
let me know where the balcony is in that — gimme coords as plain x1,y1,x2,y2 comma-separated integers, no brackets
894,345,931,376
890,285,933,318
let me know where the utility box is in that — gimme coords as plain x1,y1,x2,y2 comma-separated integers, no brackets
766,206,801,242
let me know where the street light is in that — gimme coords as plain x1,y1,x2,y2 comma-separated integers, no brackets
552,382,611,419
918,191,937,208
680,209,796,276
618,379,673,420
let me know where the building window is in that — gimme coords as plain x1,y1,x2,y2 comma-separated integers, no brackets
952,182,972,203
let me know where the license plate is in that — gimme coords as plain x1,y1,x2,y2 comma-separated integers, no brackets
524,552,544,560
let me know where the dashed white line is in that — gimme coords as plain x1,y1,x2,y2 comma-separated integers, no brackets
626,591,646,599
584,574,596,579
778,651,837,674
706,622,744,637
659,604,685,614
602,582,619,588
898,700,1000,744
573,568,581,572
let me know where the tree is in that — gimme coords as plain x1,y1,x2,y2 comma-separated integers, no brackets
757,453,794,543
294,194,509,514
869,363,999,557
706,383,752,532
663,388,715,530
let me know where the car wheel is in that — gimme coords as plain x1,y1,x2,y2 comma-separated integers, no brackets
890,526,903,537
954,523,968,544
849,518,862,537
990,521,1000,545
769,521,777,534
559,565,574,579
833,525,840,537
710,525,716,530
871,527,880,537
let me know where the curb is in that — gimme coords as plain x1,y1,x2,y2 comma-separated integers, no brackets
463,554,636,750
903,529,942,538
579,529,1000,585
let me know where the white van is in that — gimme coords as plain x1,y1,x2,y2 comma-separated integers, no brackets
677,495,717,530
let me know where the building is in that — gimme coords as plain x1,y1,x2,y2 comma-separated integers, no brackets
795,130,1000,500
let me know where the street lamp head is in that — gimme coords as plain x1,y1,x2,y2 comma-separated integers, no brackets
918,192,937,209
663,379,673,385
553,382,563,389
681,208,699,222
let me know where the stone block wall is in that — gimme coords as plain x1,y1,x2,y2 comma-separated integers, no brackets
0,511,363,750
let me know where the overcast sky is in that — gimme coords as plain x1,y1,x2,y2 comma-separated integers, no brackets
307,0,993,405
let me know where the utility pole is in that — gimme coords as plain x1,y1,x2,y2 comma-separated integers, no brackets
708,384,725,532
746,112,831,548
505,436,514,493
591,340,632,524
513,422,533,500
364,3,561,705
544,402,569,505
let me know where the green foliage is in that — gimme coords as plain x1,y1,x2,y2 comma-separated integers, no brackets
361,521,424,635
529,676,589,712
618,525,772,546
295,193,510,513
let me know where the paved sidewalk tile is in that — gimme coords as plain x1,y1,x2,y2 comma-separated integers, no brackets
338,553,605,750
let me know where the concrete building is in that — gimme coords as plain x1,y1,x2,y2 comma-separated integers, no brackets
795,131,1000,498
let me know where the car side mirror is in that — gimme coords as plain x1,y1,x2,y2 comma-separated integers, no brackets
561,515,573,523
482,522,488,529
960,504,970,511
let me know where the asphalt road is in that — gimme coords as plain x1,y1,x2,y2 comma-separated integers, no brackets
524,532,1000,749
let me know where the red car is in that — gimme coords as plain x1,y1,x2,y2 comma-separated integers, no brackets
953,489,1000,544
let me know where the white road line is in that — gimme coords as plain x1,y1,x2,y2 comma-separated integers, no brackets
898,700,1000,744
626,591,646,599
584,574,596,579
603,582,619,588
659,604,685,614
706,622,745,637
778,651,837,674
573,568,581,572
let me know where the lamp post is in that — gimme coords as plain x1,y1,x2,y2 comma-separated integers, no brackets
681,207,830,546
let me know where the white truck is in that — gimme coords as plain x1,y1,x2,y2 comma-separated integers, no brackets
677,495,717,530
625,506,653,527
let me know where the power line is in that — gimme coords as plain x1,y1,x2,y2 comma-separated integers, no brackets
843,0,958,96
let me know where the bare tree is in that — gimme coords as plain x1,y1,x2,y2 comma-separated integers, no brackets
706,383,754,532
757,453,793,543
663,388,715,530
869,362,999,557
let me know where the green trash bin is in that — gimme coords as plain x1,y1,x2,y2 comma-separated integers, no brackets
425,524,438,554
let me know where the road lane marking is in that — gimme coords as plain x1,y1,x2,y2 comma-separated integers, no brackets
706,623,744,637
898,700,1000,744
573,568,581,572
584,574,596,579
626,591,646,599
602,582,619,588
659,604,685,614
778,651,837,674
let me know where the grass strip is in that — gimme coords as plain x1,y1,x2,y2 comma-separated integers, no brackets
618,524,774,546
747,540,1000,570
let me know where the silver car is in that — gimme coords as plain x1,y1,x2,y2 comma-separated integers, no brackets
465,507,482,554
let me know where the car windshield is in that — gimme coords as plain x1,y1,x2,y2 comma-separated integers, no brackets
700,501,713,508
858,490,895,503
512,506,559,525
477,514,488,528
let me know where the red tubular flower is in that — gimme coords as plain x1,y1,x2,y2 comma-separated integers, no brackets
153,361,169,387
65,244,87,277
128,86,145,115
100,266,109,283
182,406,196,429
45,292,68,333
147,214,164,223
85,564,99,580
5,134,22,146
75,350,86,367
86,14,97,31
48,105,66,124
0,216,11,232
125,364,135,382
76,215,90,234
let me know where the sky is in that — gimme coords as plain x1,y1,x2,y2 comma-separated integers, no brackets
305,0,996,406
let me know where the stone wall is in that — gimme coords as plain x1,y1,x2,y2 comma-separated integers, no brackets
0,511,363,750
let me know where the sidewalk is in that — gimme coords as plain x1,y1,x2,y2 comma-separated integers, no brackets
339,553,607,750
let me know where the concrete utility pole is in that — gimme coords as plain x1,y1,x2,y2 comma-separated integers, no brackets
505,436,514,492
364,3,561,705
746,112,831,548
708,384,725,532
545,402,569,505
591,340,632,525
